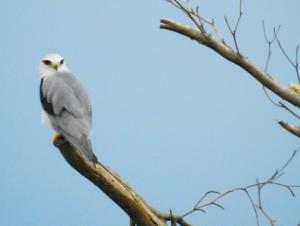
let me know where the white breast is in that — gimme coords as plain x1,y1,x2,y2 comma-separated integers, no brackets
41,111,53,129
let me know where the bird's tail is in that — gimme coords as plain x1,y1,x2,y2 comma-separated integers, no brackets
63,134,98,163
60,134,125,187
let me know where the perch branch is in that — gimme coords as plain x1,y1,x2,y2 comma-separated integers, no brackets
55,139,167,226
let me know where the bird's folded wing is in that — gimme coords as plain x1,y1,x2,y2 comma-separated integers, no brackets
41,76,84,118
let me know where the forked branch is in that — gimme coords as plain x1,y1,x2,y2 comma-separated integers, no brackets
160,18,300,108
161,0,300,138
262,22,280,72
224,0,243,54
180,149,300,226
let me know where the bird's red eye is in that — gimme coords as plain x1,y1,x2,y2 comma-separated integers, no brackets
42,60,52,65
60,59,64,64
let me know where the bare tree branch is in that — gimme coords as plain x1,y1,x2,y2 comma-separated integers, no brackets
55,138,167,226
163,1,300,139
278,120,300,137
262,86,300,120
262,21,279,72
160,18,300,108
169,210,177,226
224,0,243,54
165,0,224,41
274,29,300,84
56,138,198,226
178,149,299,226
166,0,205,32
256,205,276,226
278,101,300,120
159,2,300,226
161,213,193,226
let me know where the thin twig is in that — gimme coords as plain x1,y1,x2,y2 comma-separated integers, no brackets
262,21,279,72
278,101,300,120
169,0,205,32
296,45,300,83
270,182,299,196
256,205,276,226
166,0,224,40
276,149,298,176
262,86,281,107
180,149,299,226
162,212,192,226
194,190,220,209
244,188,259,226
274,28,300,84
262,86,300,120
224,0,243,54
170,209,177,226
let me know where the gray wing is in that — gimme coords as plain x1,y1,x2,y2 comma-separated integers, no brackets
41,72,96,162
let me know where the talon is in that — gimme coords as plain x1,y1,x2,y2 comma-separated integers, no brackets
53,133,61,143
53,133,65,147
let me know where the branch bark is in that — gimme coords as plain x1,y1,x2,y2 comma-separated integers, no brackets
160,19,300,108
278,120,300,137
56,139,167,226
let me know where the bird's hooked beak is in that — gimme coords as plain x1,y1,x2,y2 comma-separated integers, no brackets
50,63,58,71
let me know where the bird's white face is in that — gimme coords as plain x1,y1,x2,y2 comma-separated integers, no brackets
39,53,69,77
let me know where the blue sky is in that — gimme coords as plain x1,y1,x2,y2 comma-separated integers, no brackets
0,0,299,225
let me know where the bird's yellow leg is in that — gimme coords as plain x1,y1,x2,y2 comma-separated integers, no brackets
52,133,61,143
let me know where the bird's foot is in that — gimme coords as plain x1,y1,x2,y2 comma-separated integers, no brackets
52,133,66,147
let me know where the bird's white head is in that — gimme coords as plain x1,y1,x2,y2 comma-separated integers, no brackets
39,53,69,77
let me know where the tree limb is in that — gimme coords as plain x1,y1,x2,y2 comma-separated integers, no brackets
56,139,167,226
160,18,300,108
277,120,300,137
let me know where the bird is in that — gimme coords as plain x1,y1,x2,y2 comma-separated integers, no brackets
39,53,98,163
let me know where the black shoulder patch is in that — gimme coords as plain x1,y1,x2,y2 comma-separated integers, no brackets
40,78,56,116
